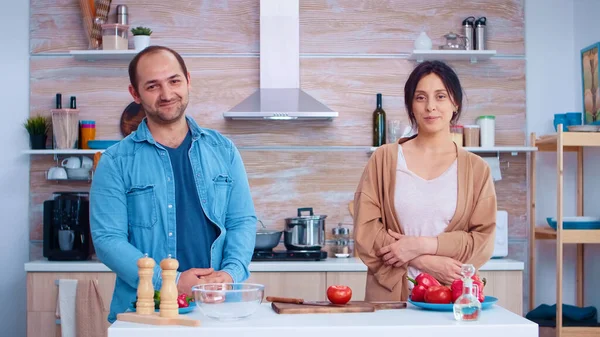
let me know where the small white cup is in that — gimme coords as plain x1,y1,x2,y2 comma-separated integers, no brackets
48,167,68,180
81,156,93,169
61,156,81,169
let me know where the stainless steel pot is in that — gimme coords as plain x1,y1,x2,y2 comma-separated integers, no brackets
255,219,282,251
284,208,326,251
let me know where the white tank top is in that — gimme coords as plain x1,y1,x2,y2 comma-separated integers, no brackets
394,145,458,286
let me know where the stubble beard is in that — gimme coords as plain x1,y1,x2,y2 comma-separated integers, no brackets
143,96,189,125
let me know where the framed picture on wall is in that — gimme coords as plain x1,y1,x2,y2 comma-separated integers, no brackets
581,42,600,124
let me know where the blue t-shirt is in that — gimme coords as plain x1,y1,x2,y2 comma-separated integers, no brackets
162,131,218,271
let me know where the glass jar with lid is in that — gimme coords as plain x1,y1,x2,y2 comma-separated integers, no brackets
332,224,352,257
450,125,464,147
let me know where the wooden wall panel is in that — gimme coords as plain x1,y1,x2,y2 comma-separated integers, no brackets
301,0,525,55
30,57,525,146
31,0,524,55
30,0,259,53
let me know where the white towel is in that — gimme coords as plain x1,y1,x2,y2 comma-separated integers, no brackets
57,279,78,337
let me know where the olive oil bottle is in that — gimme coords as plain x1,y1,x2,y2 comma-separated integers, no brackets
373,93,386,147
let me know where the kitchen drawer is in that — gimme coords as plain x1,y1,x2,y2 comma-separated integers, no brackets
479,270,523,315
326,272,367,301
27,311,110,337
246,272,327,300
27,272,115,337
27,272,115,312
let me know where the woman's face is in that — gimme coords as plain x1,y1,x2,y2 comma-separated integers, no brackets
411,73,457,135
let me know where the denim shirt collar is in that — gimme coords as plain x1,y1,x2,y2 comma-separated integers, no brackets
131,115,206,145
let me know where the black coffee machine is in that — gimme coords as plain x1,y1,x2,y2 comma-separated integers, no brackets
43,191,91,261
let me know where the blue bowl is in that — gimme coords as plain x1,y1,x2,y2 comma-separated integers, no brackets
566,112,583,126
87,140,120,149
546,217,600,230
408,296,498,311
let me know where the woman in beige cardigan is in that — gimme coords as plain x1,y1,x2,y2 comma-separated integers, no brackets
353,60,497,302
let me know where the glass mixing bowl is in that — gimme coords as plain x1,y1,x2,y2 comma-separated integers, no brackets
192,283,265,321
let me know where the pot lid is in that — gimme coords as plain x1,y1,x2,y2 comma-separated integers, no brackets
285,207,327,220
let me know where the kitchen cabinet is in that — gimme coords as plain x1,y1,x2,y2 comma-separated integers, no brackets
27,272,115,337
479,270,522,316
25,266,524,337
246,272,327,300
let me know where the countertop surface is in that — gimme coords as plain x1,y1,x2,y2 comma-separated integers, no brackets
107,302,537,337
25,257,524,272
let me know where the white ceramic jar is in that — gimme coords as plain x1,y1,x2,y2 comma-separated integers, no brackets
414,31,433,50
476,115,495,147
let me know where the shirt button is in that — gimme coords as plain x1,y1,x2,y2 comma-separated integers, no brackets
169,232,173,237
168,204,173,208
161,152,166,156
167,177,171,182
202,199,206,203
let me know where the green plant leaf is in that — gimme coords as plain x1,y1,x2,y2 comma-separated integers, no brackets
131,26,152,36
23,115,50,135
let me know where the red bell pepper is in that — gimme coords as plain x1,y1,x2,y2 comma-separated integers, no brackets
451,275,486,303
424,285,452,304
415,272,441,288
407,272,442,302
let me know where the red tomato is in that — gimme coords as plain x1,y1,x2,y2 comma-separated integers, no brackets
327,285,352,305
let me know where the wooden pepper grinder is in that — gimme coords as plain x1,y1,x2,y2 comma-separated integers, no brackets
159,255,179,318
136,254,156,315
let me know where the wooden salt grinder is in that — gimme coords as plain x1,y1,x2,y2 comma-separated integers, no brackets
159,255,179,318
136,254,156,315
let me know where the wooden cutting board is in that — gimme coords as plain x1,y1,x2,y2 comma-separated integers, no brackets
271,301,406,314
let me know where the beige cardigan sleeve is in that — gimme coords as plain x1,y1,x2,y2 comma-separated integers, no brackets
436,165,497,269
353,163,405,292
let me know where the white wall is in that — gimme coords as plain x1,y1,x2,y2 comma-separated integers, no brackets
526,0,600,311
0,1,31,336
573,0,600,310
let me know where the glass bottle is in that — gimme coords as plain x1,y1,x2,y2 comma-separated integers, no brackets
373,93,386,147
453,264,482,321
332,224,352,256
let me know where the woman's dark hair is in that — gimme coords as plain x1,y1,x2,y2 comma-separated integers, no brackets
404,60,463,128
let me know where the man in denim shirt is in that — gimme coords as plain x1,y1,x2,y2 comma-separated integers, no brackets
90,46,257,323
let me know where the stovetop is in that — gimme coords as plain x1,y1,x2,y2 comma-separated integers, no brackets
251,249,328,261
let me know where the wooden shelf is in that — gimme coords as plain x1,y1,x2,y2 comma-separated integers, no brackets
23,149,104,155
534,227,558,240
529,128,597,336
370,146,536,154
535,132,600,151
70,50,138,61
561,327,600,337
534,227,600,243
409,49,497,63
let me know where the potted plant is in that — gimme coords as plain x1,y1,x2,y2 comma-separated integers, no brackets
131,26,153,51
23,115,50,149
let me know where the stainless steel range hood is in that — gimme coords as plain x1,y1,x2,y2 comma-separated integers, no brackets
223,0,338,121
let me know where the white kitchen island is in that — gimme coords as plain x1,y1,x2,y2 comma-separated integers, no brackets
107,302,538,337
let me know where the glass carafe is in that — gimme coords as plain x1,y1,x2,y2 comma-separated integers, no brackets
453,264,482,321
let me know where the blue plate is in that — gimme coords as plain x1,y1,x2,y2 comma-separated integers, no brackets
87,140,120,149
129,304,196,314
546,217,600,230
408,296,498,311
